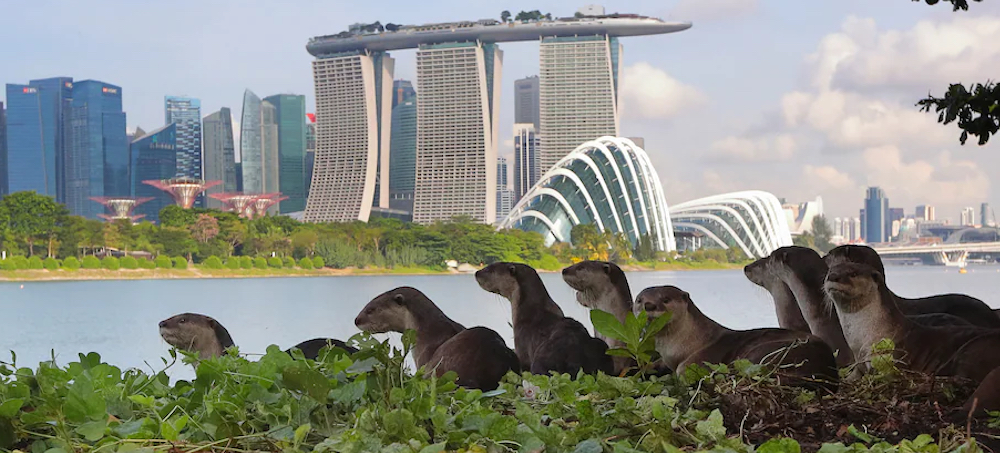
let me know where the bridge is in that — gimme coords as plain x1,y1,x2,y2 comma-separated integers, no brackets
872,242,1000,266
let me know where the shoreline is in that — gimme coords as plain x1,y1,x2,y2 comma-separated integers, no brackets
0,261,747,282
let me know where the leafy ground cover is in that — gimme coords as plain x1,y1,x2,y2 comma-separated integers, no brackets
0,328,996,453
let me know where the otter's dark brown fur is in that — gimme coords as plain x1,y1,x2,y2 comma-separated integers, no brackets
355,286,519,390
637,286,839,392
159,313,353,361
744,255,810,333
562,260,671,376
824,262,1000,416
477,262,615,377
825,245,999,328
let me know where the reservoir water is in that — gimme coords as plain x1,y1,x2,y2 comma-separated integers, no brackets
1,265,998,381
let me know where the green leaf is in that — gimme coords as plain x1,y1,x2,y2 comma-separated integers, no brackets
0,417,14,449
127,395,154,408
282,364,330,402
645,310,671,337
75,420,108,442
606,348,634,358
758,438,802,453
574,439,604,453
623,311,644,344
160,420,178,442
293,423,311,446
695,409,726,441
591,309,628,343
419,443,446,453
817,444,852,453
0,399,23,418
848,424,874,444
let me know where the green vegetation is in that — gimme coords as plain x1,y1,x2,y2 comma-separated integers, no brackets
81,256,101,270
62,256,80,271
793,215,835,254
102,256,120,271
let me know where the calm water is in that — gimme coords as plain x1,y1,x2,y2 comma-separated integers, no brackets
1,265,998,381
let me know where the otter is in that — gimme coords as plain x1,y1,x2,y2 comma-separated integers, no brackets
825,245,999,328
562,260,671,376
158,313,356,361
823,262,1000,391
476,262,615,377
636,286,839,392
743,256,810,333
354,286,519,390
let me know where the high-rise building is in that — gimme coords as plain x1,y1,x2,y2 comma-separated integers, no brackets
864,187,888,243
164,96,202,180
915,204,935,221
538,35,621,171
4,78,73,199
981,202,995,227
66,81,128,219
496,156,514,223
412,42,502,224
961,207,976,227
263,94,307,213
260,100,280,197
389,94,416,214
130,124,177,223
0,101,7,195
888,207,904,238
202,108,238,209
513,123,540,200
851,217,862,241
305,113,316,199
392,80,415,108
833,217,844,238
304,51,394,222
240,90,264,193
514,76,540,130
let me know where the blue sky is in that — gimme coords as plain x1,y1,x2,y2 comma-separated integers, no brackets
2,0,998,222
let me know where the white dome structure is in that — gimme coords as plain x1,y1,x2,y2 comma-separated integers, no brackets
669,191,793,258
499,137,676,251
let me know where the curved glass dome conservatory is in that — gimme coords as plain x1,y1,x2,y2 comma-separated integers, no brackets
499,137,676,251
669,191,792,258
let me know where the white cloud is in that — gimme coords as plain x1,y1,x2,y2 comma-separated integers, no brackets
621,62,706,120
706,134,796,162
860,146,990,208
804,165,856,190
670,0,759,21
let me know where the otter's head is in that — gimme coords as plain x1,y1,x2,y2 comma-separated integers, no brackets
561,260,623,309
355,286,425,334
770,246,827,287
824,245,885,275
633,286,693,332
743,254,775,286
158,313,234,358
823,262,886,313
475,262,537,299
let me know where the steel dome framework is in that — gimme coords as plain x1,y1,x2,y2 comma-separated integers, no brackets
669,191,792,259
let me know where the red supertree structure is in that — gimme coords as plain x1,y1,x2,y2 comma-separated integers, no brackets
89,197,154,223
250,193,288,218
209,192,261,218
142,177,221,209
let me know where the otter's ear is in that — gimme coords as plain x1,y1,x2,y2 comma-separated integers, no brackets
602,263,611,274
681,291,693,304
870,270,884,282
393,293,405,305
507,264,516,275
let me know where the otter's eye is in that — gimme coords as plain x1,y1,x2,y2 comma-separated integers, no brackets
179,318,187,324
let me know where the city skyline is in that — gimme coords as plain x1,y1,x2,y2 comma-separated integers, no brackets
2,1,999,222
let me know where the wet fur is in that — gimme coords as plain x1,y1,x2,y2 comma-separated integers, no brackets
824,262,1000,417
638,286,839,393
825,245,999,328
159,313,350,361
562,260,671,376
744,257,810,333
477,262,615,377
355,286,519,390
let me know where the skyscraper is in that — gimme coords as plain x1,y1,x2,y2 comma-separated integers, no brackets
389,94,416,214
66,81,128,219
916,204,934,221
261,100,280,196
130,124,177,223
513,123,540,200
392,80,415,108
981,202,995,227
412,42,502,224
202,108,237,209
514,76,540,130
164,96,202,180
240,90,263,193
496,156,514,223
304,51,394,222
888,207,904,238
264,94,308,213
864,187,888,243
961,207,976,226
305,113,316,200
0,101,7,195
538,35,621,172
4,78,73,199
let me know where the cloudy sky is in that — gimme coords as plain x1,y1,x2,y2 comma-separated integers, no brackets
2,0,998,223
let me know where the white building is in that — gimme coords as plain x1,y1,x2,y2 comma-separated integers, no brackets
783,196,824,235
961,207,976,227
304,52,394,222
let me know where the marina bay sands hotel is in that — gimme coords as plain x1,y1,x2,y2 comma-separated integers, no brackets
303,7,691,224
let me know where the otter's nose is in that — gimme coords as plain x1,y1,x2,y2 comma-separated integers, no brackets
643,301,658,313
354,314,364,327
561,267,570,276
158,320,168,328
